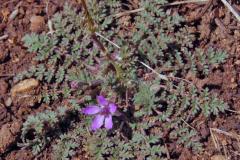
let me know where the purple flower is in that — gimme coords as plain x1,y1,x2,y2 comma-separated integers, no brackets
110,52,122,61
82,95,117,131
70,81,79,89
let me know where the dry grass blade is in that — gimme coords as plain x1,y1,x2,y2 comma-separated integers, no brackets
210,128,221,151
220,0,240,23
95,32,121,49
0,74,14,77
211,128,240,139
114,0,208,18
94,31,172,82
210,128,240,159
0,35,8,41
8,9,18,21
164,0,208,6
225,109,240,114
138,61,169,81
114,8,145,18
8,1,22,21
181,118,196,131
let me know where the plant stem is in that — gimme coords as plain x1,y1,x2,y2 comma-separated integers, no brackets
79,0,123,79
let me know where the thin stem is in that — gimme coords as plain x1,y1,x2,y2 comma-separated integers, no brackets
138,61,169,81
80,0,95,33
95,32,121,49
220,0,240,23
78,0,123,79
114,0,208,18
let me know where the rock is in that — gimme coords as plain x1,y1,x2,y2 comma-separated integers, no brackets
4,97,12,107
11,78,39,98
11,78,40,107
0,121,22,154
0,80,8,94
0,103,11,127
30,15,45,32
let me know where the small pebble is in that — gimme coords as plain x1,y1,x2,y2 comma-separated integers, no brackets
5,97,12,107
11,78,39,98
0,80,8,94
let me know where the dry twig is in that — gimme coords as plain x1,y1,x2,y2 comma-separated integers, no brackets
193,0,213,20
138,61,169,81
114,0,208,18
165,0,208,6
0,35,8,41
220,0,240,23
95,32,121,49
181,118,196,131
0,74,15,77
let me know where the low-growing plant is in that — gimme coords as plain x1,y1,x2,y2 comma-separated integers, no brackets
18,0,229,159
19,107,75,155
52,133,79,160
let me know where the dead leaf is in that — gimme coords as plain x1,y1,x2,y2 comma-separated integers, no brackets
30,15,45,32
1,8,10,22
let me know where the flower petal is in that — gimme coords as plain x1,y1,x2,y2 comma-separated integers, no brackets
104,115,113,130
91,115,105,131
108,103,117,114
82,105,101,115
97,95,108,106
70,81,79,89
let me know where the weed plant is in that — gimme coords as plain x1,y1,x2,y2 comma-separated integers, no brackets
17,0,228,159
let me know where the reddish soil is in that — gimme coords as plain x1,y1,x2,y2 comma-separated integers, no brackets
0,1,66,159
0,0,240,159
178,1,240,159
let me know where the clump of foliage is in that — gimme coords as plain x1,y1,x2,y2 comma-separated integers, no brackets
18,0,229,159
19,107,69,155
52,133,79,160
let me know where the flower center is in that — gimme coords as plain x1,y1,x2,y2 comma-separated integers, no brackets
100,106,110,116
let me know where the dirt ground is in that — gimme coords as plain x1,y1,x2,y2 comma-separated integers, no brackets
0,0,240,159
